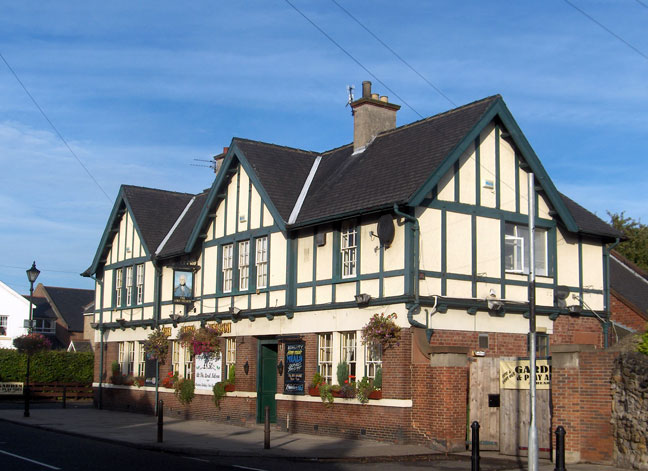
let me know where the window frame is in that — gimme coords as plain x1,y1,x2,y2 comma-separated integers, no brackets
222,244,234,293
504,223,548,276
238,240,250,291
137,342,146,377
340,224,358,279
364,342,382,380
225,338,236,375
318,333,333,384
255,236,268,289
125,266,134,306
0,315,7,336
136,264,144,305
115,268,123,307
340,331,357,382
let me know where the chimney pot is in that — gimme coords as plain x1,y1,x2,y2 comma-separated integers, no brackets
371,93,379,100
362,81,372,98
380,96,388,103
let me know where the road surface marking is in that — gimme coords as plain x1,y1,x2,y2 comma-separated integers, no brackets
232,465,269,471
0,449,61,470
186,457,210,462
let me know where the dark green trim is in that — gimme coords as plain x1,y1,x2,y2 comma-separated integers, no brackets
441,209,447,296
312,232,317,305
495,125,501,209
578,235,584,305
471,214,477,297
549,226,558,281
223,173,229,236
203,227,279,247
515,152,520,214
379,245,385,299
287,235,297,307
235,165,241,233
499,217,506,298
474,137,481,207
104,256,149,270
295,269,405,288
453,160,460,203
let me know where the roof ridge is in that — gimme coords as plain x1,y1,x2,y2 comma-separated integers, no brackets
232,137,319,157
122,184,196,197
611,251,648,280
43,286,94,292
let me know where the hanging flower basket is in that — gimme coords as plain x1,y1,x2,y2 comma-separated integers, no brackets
13,333,52,355
177,326,222,356
361,312,401,350
143,329,169,364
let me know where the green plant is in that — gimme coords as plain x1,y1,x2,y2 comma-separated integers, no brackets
161,371,178,388
178,326,222,356
143,329,169,364
336,361,349,386
374,367,382,390
361,312,401,350
309,372,324,389
319,383,334,407
133,376,146,388
175,378,195,405
0,350,93,383
212,381,226,408
13,333,52,354
227,364,235,385
111,361,120,375
638,330,648,355
356,376,375,404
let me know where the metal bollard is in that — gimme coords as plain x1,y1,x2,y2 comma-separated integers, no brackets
62,386,67,409
471,421,480,471
554,426,566,471
157,400,164,443
264,406,270,449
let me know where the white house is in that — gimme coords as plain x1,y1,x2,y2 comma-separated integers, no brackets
0,280,30,349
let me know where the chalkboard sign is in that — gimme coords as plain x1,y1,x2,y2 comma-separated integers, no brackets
284,341,305,395
144,355,157,387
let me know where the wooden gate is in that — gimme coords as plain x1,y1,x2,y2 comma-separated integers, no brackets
469,357,551,458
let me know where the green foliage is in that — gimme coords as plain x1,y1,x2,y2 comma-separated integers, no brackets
212,381,226,408
361,312,401,350
608,212,648,271
227,364,235,385
0,349,93,383
174,378,195,405
638,330,648,355
356,376,375,404
143,329,169,364
319,383,334,407
374,367,382,390
13,333,52,354
309,372,324,389
336,361,348,386
111,361,120,375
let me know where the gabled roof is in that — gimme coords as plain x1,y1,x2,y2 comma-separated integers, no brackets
610,251,648,319
84,185,195,275
33,286,94,332
157,190,209,258
559,194,624,240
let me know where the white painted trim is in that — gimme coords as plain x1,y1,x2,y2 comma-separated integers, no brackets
288,156,321,224
155,197,196,255
275,393,412,408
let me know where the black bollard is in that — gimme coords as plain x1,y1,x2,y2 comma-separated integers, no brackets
471,421,480,471
62,385,67,409
264,406,270,449
157,400,164,443
554,426,566,471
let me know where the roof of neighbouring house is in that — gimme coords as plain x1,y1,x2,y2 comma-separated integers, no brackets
610,251,648,319
30,286,95,332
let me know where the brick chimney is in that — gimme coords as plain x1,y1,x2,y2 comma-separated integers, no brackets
350,81,401,152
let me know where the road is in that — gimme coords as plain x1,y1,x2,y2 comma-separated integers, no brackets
0,419,525,471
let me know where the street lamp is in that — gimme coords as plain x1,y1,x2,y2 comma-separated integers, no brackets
24,261,40,418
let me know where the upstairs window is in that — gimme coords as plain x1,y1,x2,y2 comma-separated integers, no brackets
256,237,268,289
0,315,7,336
136,264,144,304
33,319,55,334
115,268,123,306
504,223,547,276
222,244,233,293
125,266,134,305
239,240,250,291
340,224,357,278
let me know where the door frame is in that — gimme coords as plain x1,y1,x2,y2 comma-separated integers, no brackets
256,338,278,423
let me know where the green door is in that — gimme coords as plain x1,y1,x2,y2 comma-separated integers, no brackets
257,341,277,423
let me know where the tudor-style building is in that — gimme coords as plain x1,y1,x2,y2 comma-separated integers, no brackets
83,82,622,452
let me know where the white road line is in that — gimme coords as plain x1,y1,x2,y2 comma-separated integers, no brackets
186,457,210,462
232,465,269,471
0,449,61,470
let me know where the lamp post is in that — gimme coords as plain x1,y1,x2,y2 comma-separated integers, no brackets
24,261,40,418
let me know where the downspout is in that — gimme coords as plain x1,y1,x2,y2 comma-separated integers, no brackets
393,204,420,305
603,238,621,349
85,273,104,410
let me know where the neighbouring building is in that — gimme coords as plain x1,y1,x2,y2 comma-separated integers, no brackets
83,82,624,458
609,251,648,343
0,280,30,348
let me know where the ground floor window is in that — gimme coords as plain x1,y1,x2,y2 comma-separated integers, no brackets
183,344,194,380
172,340,181,375
365,343,382,380
318,333,333,384
340,331,357,381
225,338,236,378
137,342,146,377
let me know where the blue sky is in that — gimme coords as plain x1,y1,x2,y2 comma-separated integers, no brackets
1,0,646,293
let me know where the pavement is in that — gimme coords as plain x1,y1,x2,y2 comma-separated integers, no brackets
0,401,629,470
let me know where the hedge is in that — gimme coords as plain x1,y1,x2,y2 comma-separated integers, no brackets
0,349,93,383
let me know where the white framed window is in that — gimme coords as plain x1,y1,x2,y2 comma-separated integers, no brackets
33,319,55,334
222,244,233,293
226,338,236,376
340,332,357,381
115,268,123,306
183,344,193,380
504,223,548,276
172,340,181,375
118,342,125,372
365,343,382,380
256,236,268,289
137,342,146,376
136,264,144,304
318,333,333,384
239,240,250,291
341,224,357,278
126,341,135,376
125,266,133,305
0,315,7,336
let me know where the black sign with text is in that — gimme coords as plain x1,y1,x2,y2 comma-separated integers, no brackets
283,341,305,395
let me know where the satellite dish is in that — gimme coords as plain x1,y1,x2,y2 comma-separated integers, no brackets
377,214,395,248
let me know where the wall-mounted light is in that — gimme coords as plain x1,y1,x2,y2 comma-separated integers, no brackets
567,305,582,315
354,293,372,305
229,306,241,317
169,313,182,328
116,318,127,330
244,361,249,375
277,360,284,376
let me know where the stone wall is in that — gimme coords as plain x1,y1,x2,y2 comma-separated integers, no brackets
611,352,648,470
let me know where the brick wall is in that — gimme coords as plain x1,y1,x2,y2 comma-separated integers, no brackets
552,316,604,348
429,329,528,357
551,347,618,464
610,293,647,333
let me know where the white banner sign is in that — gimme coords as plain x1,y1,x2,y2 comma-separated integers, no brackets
194,353,222,390
500,359,551,390
0,382,24,395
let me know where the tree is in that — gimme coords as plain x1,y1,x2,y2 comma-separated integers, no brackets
608,212,648,272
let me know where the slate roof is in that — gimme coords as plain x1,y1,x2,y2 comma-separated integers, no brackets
610,252,648,319
44,286,94,332
122,185,195,254
559,193,624,240
296,95,500,224
157,190,209,258
31,297,57,320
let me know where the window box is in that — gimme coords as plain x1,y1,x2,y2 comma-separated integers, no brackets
308,386,320,396
368,389,382,400
224,383,235,393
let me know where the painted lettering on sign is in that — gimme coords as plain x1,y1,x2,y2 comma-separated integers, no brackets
500,359,551,389
0,382,24,395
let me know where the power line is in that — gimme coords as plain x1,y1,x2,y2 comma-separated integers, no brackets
635,0,648,10
329,0,456,108
0,264,81,275
563,0,648,61
0,51,113,202
282,0,423,118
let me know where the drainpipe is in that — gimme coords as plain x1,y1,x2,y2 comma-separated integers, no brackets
603,238,621,349
393,204,420,305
